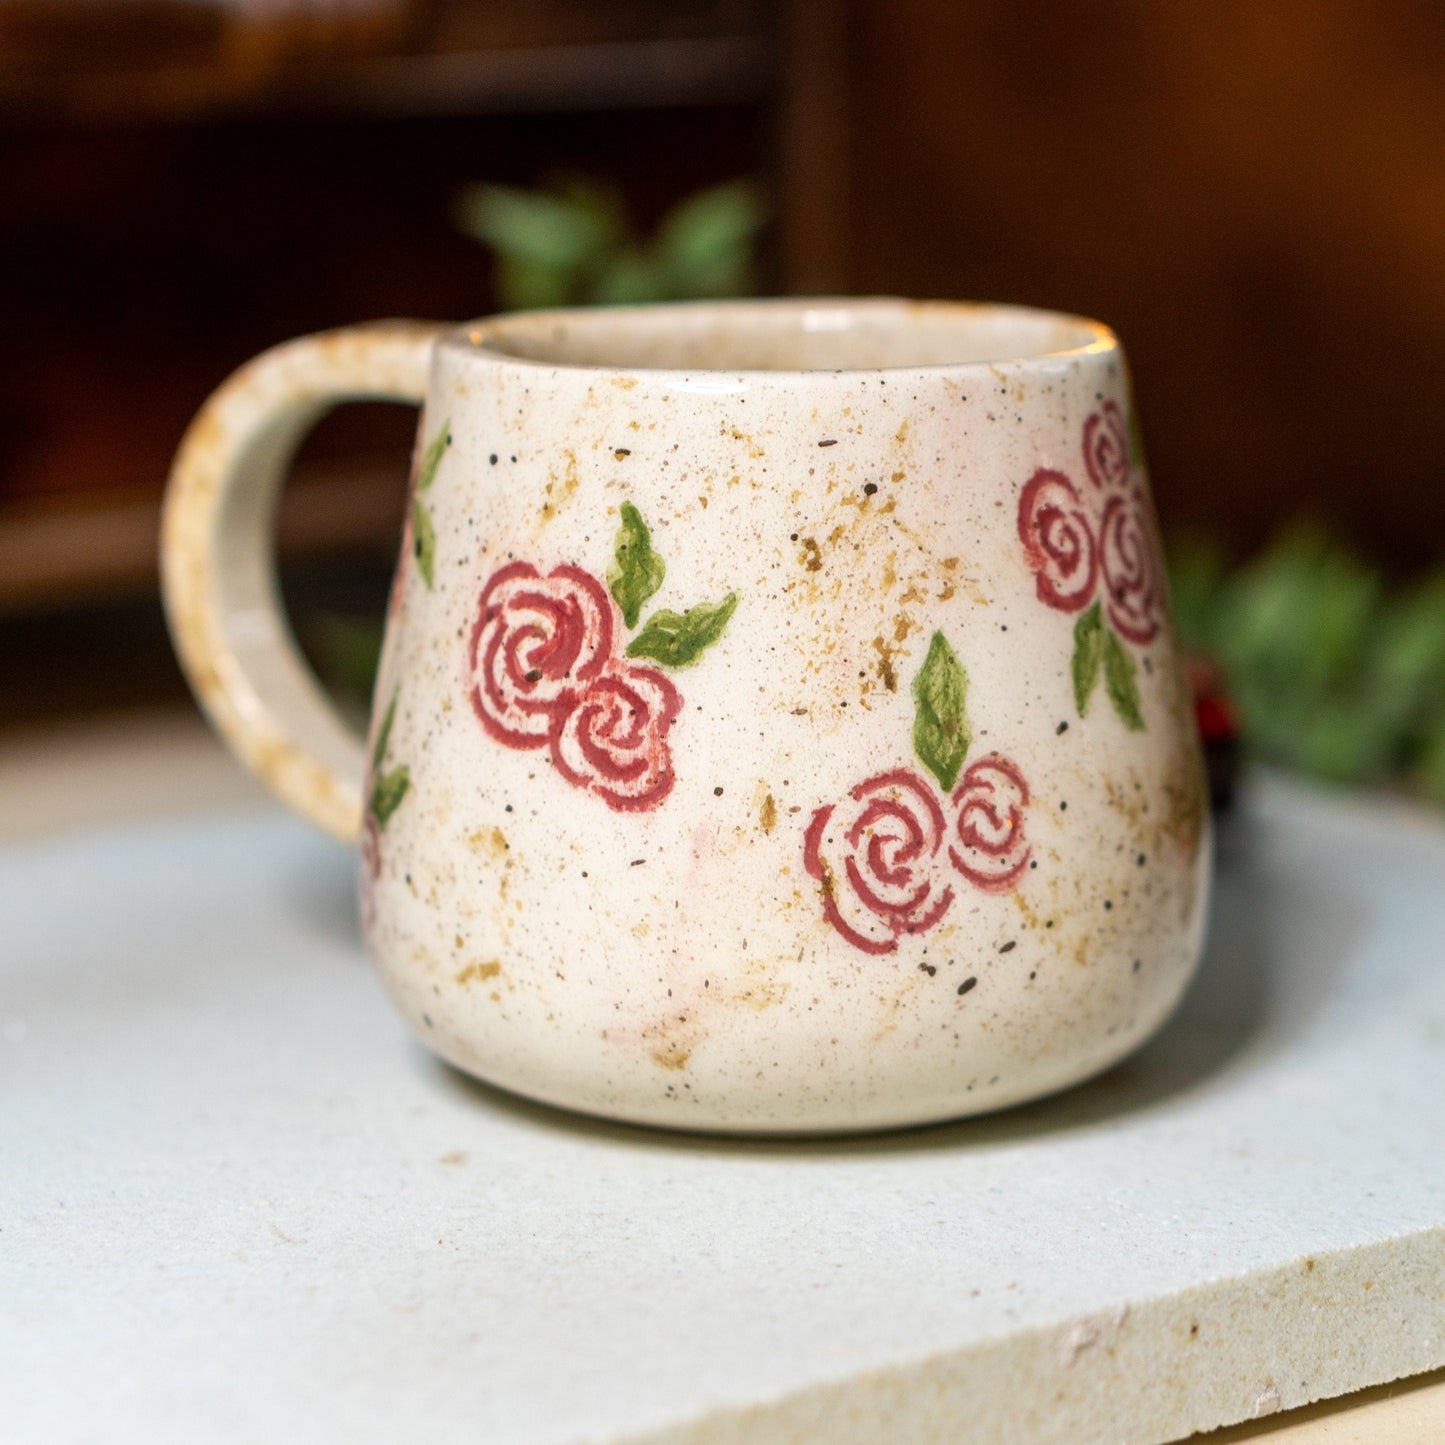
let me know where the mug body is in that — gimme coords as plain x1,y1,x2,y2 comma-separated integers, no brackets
360,299,1210,1132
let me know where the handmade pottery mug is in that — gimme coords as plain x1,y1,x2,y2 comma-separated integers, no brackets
162,298,1211,1133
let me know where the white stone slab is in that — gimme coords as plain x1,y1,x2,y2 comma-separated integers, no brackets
2,777,1443,1445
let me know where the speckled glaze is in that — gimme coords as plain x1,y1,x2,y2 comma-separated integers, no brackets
163,299,1210,1134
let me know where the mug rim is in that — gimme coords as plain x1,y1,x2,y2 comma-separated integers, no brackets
438,296,1117,377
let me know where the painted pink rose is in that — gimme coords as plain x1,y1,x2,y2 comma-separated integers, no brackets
549,660,683,812
1099,492,1167,646
804,768,954,956
1018,467,1099,613
949,755,1032,893
469,562,616,749
1083,400,1130,491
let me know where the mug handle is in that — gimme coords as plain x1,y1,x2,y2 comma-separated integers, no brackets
160,321,445,843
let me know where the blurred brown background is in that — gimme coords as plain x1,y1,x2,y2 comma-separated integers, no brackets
3,0,1442,725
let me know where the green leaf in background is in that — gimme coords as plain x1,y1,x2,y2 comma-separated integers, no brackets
455,174,765,311
653,179,766,298
454,181,625,272
1288,699,1400,784
370,766,411,828
626,593,738,668
1166,534,1228,652
411,498,436,589
372,688,398,772
1220,525,1380,695
1168,523,1445,805
493,255,575,312
1103,627,1145,731
302,613,385,715
1071,602,1106,716
1418,717,1445,806
455,178,630,309
1376,572,1445,710
417,420,450,493
592,247,673,306
911,630,971,793
608,502,666,627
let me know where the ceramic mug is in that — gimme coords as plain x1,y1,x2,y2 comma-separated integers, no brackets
162,298,1211,1133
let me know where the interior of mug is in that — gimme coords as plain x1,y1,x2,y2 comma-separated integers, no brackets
457,299,1111,372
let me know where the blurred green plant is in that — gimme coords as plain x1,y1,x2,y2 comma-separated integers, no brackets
1171,526,1445,805
298,611,385,724
453,176,766,309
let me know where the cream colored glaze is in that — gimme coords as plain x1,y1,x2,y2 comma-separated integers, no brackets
162,299,1211,1133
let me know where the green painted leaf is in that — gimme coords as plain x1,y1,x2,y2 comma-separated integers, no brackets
1072,602,1105,716
370,766,411,828
608,502,666,628
626,592,738,668
1103,627,1145,731
911,630,970,793
412,498,436,589
417,420,450,492
372,688,398,771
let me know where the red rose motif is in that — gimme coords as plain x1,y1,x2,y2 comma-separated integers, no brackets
949,755,1031,893
1018,467,1099,613
469,562,615,749
804,768,954,955
1019,403,1171,661
1099,492,1167,646
1083,400,1130,491
549,660,683,813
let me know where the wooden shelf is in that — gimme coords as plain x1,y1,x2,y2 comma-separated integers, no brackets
0,0,844,613
0,35,772,125
0,0,775,124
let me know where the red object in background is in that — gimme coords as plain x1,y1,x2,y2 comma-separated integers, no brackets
1195,692,1239,747
1187,654,1241,811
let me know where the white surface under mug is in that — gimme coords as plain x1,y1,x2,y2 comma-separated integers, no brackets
161,298,1211,1133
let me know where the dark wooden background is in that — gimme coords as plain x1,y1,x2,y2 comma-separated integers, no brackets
2,0,1441,718
840,0,1445,571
